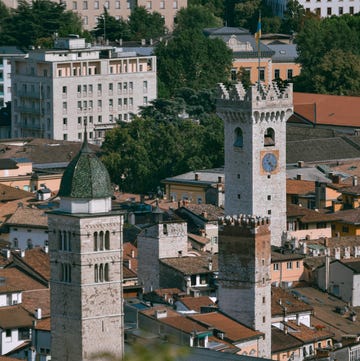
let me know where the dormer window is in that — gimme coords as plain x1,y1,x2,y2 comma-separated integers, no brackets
264,128,275,146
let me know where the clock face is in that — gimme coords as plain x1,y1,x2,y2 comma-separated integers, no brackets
262,152,278,173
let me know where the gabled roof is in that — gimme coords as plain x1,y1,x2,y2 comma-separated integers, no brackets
333,208,360,225
34,317,50,331
0,268,46,294
267,44,298,62
189,312,263,342
5,205,48,228
292,92,360,128
286,179,315,195
287,204,339,223
339,184,360,196
0,184,34,203
180,204,224,221
271,326,303,353
22,289,50,318
284,320,333,343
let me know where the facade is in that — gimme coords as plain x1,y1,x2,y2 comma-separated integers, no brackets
0,47,26,109
11,37,157,144
218,216,272,358
48,137,124,360
266,0,359,17
217,81,293,246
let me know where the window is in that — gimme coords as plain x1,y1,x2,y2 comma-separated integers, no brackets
339,6,343,14
234,127,243,147
163,224,168,235
143,80,148,92
105,231,110,250
287,261,293,269
77,101,82,110
267,195,271,200
273,263,279,271
18,328,30,340
97,83,102,93
89,84,93,93
78,117,82,125
104,0,109,7
98,99,102,108
5,329,11,338
173,0,177,8
342,226,349,233
231,69,237,81
109,83,113,91
63,134,68,140
349,6,354,14
146,1,152,8
61,263,72,283
83,0,88,9
63,102,67,111
327,7,332,15
160,0,164,8
315,8,321,15
264,127,275,146
237,194,241,199
78,133,82,140
262,296,265,303
259,69,265,81
296,261,300,268
62,86,67,94
263,316,265,322
143,96,148,105
267,209,271,215
115,0,120,7
72,1,77,9
94,0,99,7
274,69,280,79
98,115,102,123
63,118,67,125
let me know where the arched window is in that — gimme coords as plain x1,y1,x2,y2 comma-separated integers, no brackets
67,231,71,251
105,231,110,250
94,232,98,251
60,264,64,282
58,231,62,250
264,128,275,146
234,127,243,147
27,239,33,249
99,264,104,282
94,264,98,282
99,231,104,251
63,232,67,251
104,263,109,281
67,264,71,283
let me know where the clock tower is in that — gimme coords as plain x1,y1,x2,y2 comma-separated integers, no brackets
217,82,293,246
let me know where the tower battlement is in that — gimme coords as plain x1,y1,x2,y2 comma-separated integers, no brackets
217,81,293,113
219,215,270,229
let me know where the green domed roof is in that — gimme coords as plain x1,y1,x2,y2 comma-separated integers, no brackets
58,139,112,199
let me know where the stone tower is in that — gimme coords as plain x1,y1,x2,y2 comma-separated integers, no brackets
48,138,124,361
217,82,293,247
218,215,272,358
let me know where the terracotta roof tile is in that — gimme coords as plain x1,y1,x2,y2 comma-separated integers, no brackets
0,184,33,202
0,305,33,328
287,203,340,223
181,204,224,221
272,326,303,353
0,268,46,293
188,233,209,246
189,312,263,342
177,296,216,312
333,208,360,224
271,287,313,317
285,320,333,343
293,92,360,128
22,289,50,318
123,242,138,273
287,179,315,195
160,255,218,275
340,184,360,195
5,206,48,228
34,317,51,331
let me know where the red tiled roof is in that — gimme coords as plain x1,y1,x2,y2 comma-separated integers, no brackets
0,305,33,328
293,92,360,127
5,205,48,228
188,233,209,246
22,289,50,318
0,268,46,293
0,184,33,202
334,208,360,225
285,320,333,343
160,255,218,275
177,296,216,312
287,179,315,195
34,317,51,331
272,326,303,353
189,312,263,342
287,204,339,223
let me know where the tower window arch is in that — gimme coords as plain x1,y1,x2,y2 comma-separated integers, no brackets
58,231,62,250
234,127,243,147
94,232,98,251
94,264,98,282
105,231,110,250
99,263,104,282
99,231,104,250
104,263,109,281
264,128,275,146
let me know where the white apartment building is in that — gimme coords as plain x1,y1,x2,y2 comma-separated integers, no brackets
11,37,157,144
0,46,26,109
266,0,359,17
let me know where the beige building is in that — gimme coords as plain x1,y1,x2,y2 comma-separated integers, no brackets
11,37,157,144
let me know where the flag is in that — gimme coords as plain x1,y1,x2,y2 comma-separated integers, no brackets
255,13,261,46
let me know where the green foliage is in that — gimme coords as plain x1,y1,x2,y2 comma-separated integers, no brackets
280,0,306,34
295,14,360,95
173,5,223,34
155,30,232,96
93,8,131,41
0,0,84,47
189,0,224,18
128,6,167,41
101,90,224,194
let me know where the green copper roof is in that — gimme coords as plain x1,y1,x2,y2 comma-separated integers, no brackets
58,139,112,199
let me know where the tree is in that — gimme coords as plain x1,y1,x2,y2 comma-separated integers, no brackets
173,5,223,35
295,14,360,95
155,30,232,97
92,8,131,41
128,6,166,41
0,0,84,47
189,0,224,18
280,0,306,34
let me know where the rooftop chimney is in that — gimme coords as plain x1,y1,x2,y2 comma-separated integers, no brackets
195,173,199,181
296,174,302,180
297,161,304,168
353,176,358,186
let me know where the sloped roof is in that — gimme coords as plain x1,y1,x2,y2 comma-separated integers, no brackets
286,179,315,195
0,305,33,328
5,206,48,228
293,92,360,128
181,204,224,221
271,326,303,353
22,289,50,318
267,44,298,62
285,320,333,343
160,255,218,275
0,159,18,170
0,184,34,203
287,204,340,223
0,268,46,294
34,317,51,331
271,287,313,317
333,208,360,225
177,296,216,312
189,312,263,342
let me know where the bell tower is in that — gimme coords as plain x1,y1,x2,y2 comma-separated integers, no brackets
48,139,124,361
217,82,293,246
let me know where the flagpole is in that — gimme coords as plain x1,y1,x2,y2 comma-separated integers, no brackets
256,10,261,91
